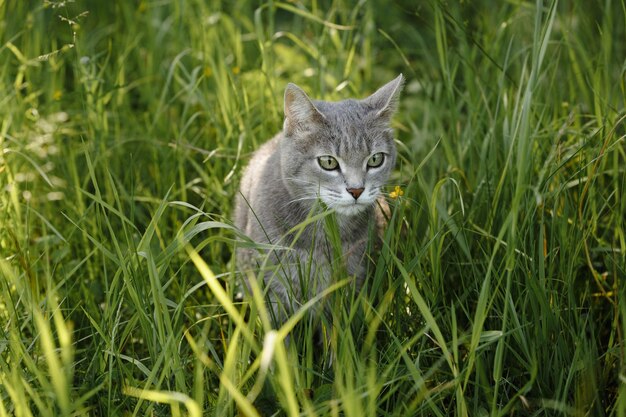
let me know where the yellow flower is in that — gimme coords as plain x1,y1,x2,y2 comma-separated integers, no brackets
203,66,212,77
232,66,240,75
389,185,404,199
53,90,63,101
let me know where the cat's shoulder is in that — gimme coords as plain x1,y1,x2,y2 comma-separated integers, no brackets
241,133,283,187
251,132,282,160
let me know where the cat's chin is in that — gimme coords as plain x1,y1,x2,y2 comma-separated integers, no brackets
332,203,369,217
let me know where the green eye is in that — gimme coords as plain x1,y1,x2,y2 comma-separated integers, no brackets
367,153,385,168
318,155,339,170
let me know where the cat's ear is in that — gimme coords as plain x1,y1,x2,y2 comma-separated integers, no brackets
284,83,325,135
364,74,404,121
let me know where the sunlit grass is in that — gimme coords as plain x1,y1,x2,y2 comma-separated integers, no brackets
1,0,625,416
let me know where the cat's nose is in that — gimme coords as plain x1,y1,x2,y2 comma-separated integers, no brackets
346,187,365,200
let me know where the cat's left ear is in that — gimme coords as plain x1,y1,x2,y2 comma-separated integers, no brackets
364,74,404,121
283,83,325,135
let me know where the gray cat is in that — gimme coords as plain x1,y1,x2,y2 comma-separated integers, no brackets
234,75,404,324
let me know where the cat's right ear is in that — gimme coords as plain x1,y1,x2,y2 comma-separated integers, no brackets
364,74,404,121
284,83,325,135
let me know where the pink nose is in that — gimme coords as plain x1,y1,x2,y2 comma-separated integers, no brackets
346,187,364,200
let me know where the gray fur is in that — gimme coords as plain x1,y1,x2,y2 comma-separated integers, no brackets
234,75,404,323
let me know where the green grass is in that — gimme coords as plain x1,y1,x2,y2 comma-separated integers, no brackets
1,0,625,415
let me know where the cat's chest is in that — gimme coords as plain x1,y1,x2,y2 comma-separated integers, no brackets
294,213,371,256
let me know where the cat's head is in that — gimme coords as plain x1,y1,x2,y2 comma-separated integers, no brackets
280,75,404,216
